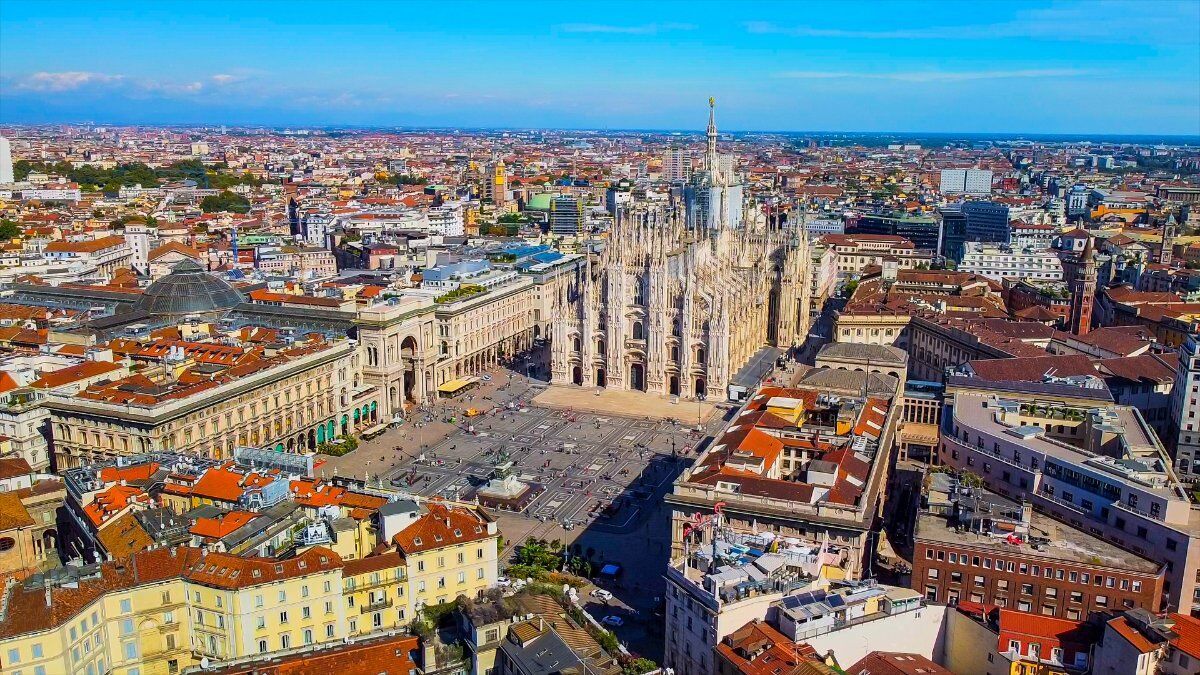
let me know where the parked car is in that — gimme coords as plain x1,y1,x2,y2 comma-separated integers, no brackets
601,616,624,627
497,576,511,587
591,589,613,601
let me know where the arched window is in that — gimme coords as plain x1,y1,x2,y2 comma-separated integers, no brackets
632,321,644,340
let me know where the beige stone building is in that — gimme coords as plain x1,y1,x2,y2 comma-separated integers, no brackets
45,338,375,467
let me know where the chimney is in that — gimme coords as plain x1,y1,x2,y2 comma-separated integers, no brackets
1020,499,1032,528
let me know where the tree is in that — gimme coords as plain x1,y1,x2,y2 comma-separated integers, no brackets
622,658,657,675
0,219,21,240
200,190,251,214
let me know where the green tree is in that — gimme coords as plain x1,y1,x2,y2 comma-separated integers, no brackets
0,220,22,240
622,658,657,675
200,190,251,214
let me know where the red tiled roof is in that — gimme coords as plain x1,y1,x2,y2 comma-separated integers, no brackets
1170,613,1200,659
392,501,492,554
1106,616,1158,654
189,511,260,539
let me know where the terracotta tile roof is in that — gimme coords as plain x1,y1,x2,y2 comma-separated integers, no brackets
0,492,35,531
199,632,420,674
967,354,1095,383
44,235,127,254
1106,616,1159,654
83,484,150,526
1097,354,1175,384
846,652,951,675
184,545,341,590
189,510,260,539
29,360,123,390
718,620,836,675
148,241,202,261
1170,613,1200,659
99,461,160,485
342,550,406,577
96,511,154,559
392,501,492,554
0,456,33,480
998,609,1097,652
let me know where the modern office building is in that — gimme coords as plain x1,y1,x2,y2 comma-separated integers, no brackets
548,195,583,236
962,201,1011,245
938,204,968,262
848,213,942,254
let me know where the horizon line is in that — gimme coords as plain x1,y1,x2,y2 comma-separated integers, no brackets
1,119,1198,141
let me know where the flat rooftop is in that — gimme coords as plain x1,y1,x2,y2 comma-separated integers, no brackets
916,506,1161,575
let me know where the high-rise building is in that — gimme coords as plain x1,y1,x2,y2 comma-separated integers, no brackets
549,195,583,236
662,147,692,182
961,200,1011,244
938,204,968,262
939,168,993,195
0,136,13,184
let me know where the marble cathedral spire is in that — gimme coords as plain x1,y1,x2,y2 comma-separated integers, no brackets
706,96,719,175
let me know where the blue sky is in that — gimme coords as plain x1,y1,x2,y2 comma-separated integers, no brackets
1,0,1197,134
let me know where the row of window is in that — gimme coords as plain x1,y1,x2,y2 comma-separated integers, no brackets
923,548,1145,591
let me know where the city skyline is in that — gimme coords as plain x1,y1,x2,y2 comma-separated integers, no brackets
1,0,1198,135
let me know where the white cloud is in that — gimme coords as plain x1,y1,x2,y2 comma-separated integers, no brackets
775,69,1090,82
210,74,243,85
558,22,696,35
14,71,124,92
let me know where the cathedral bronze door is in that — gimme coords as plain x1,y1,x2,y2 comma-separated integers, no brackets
630,363,646,392
572,366,582,385
669,375,680,396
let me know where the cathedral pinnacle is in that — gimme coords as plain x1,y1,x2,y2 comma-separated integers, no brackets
706,98,719,172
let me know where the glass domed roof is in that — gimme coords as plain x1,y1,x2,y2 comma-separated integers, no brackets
134,259,244,317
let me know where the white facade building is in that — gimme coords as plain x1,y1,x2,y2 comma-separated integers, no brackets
428,201,465,237
940,168,993,195
0,136,13,185
958,242,1064,282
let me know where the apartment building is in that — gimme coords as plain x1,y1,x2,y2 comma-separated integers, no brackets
820,234,933,278
913,486,1164,619
937,375,1200,615
42,235,132,279
959,242,1064,282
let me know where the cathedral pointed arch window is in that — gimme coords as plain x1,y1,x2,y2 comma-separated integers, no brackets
632,321,645,341
634,279,647,307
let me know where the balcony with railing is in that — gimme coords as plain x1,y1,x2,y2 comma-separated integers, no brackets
361,597,394,613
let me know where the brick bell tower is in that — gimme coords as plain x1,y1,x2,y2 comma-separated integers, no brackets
1065,235,1096,335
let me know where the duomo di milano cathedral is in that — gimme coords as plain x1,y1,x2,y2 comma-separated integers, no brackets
550,100,812,400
